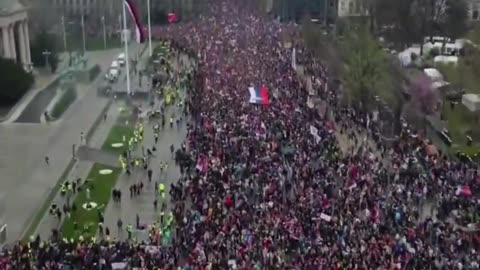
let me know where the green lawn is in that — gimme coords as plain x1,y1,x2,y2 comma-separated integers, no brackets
50,87,77,119
102,125,135,154
437,63,480,95
21,159,77,242
153,43,170,56
436,62,480,156
61,164,121,239
442,103,480,156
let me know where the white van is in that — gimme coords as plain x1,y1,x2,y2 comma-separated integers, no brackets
424,36,451,44
117,53,126,66
106,60,120,82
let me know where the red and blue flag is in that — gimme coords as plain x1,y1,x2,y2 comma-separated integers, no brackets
248,86,270,105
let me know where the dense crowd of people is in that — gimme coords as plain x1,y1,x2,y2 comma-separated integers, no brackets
1,0,479,269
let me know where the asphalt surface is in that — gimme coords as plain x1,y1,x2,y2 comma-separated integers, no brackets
15,82,58,123
0,47,143,243
101,55,190,241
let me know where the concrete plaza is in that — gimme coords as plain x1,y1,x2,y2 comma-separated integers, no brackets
0,45,147,243
31,46,190,242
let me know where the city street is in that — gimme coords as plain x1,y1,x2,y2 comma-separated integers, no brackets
0,45,146,243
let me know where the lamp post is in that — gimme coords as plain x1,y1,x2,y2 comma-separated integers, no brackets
122,0,131,95
118,15,122,44
324,0,328,27
42,50,51,70
61,15,67,52
81,14,86,53
147,0,152,57
102,16,107,49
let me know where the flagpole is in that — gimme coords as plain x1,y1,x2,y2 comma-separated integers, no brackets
102,16,107,49
81,14,86,53
122,0,131,95
147,0,152,57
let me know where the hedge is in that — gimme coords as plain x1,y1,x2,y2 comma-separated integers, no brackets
50,87,77,119
88,65,101,82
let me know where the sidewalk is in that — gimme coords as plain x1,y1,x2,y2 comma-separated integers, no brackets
0,54,73,123
33,102,123,240
3,45,146,243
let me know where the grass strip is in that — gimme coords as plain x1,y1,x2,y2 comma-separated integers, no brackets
20,159,76,242
61,164,121,239
50,88,77,119
102,125,135,155
21,101,113,242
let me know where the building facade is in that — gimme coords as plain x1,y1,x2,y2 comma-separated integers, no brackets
0,0,32,70
337,0,368,17
467,0,480,21
49,0,146,21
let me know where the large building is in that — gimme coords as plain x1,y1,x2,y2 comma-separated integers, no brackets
0,0,32,70
48,0,146,21
337,0,368,17
468,0,480,20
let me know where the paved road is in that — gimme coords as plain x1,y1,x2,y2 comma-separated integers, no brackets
102,100,188,241
15,50,121,123
31,46,154,240
15,86,57,123
33,102,123,240
1,45,145,243
101,55,190,241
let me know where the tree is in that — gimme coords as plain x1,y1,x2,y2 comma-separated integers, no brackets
373,0,418,47
341,26,386,110
372,0,467,52
30,30,59,71
0,58,34,106
411,76,439,114
441,0,468,39
302,14,323,55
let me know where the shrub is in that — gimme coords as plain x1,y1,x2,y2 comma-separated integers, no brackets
0,57,34,106
50,87,77,119
88,65,101,82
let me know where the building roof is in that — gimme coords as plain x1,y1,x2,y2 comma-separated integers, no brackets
0,0,25,16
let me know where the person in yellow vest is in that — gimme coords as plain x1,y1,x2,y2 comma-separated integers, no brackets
135,159,140,167
158,183,165,194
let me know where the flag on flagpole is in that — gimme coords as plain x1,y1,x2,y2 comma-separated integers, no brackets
248,86,270,105
168,13,178,24
124,0,146,43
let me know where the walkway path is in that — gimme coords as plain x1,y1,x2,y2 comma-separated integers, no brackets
14,50,121,123
33,101,123,240
2,45,146,243
101,101,188,241
101,54,190,241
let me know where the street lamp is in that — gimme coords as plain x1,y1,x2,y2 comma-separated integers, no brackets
61,16,76,52
61,15,67,52
42,50,51,69
147,0,152,57
81,14,86,53
101,16,107,49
